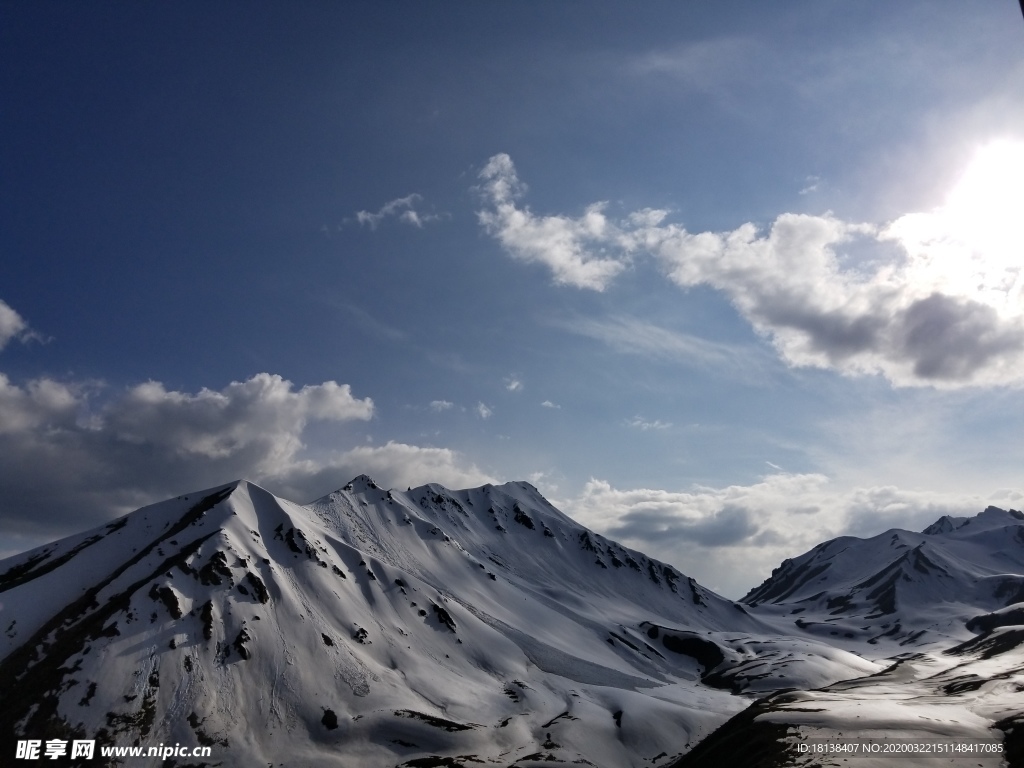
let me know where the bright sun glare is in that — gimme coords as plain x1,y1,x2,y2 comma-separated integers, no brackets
944,139,1024,270
886,139,1024,311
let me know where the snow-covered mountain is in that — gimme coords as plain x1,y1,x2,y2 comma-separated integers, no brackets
743,505,1024,649
702,506,1024,768
0,477,877,767
0,480,1021,767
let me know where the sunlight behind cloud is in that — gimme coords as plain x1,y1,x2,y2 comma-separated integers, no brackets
480,151,1024,387
885,139,1024,313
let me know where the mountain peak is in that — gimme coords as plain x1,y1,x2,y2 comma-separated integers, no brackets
340,474,381,492
922,514,969,536
980,505,1024,521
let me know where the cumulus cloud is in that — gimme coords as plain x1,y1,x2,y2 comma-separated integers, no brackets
476,154,631,290
0,374,79,434
505,376,523,392
356,193,441,229
93,375,375,485
285,441,496,497
646,213,1024,387
477,150,1024,388
541,400,561,409
0,300,41,350
475,402,493,419
0,373,379,541
561,474,1000,598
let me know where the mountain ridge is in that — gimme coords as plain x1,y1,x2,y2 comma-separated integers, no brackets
1,478,1021,766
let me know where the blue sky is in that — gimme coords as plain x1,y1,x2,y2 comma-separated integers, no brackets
3,2,1024,596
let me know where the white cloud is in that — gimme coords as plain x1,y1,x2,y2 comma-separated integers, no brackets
561,474,997,598
0,372,380,542
505,376,523,392
541,400,561,409
104,374,373,466
356,193,441,230
294,441,496,495
0,300,41,351
475,402,493,419
626,416,671,431
0,365,503,556
0,374,79,434
476,154,630,291
429,399,454,412
478,151,1024,388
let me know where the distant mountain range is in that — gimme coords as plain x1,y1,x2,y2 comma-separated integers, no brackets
744,505,1024,647
1,477,1021,767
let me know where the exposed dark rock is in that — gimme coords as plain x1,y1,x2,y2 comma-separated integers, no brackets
513,506,535,530
199,601,214,641
661,632,724,672
394,709,474,732
187,711,228,747
647,562,661,585
197,551,233,586
432,603,457,632
148,584,183,619
244,572,270,603
232,627,252,660
946,628,1024,659
77,681,97,707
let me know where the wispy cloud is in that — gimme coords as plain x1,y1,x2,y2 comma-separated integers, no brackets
799,175,821,195
505,376,523,392
338,302,408,342
475,402,493,419
626,416,671,431
478,151,1024,388
554,314,755,373
541,400,561,409
356,193,442,230
429,399,454,412
630,37,761,95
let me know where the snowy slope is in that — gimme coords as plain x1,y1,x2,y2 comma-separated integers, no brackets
743,506,1024,650
672,628,1024,768
0,477,879,768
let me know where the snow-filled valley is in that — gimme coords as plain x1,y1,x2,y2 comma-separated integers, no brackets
0,477,1022,767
